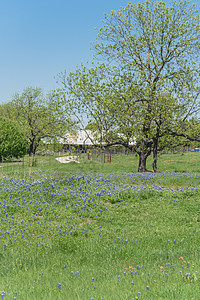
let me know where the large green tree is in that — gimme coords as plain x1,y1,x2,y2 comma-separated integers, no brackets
0,87,74,155
92,0,200,171
58,0,200,171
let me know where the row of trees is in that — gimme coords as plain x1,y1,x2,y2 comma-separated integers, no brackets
0,0,200,172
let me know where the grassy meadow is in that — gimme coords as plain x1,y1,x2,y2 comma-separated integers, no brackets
0,151,200,299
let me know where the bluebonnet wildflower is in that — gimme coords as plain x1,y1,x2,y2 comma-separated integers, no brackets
58,283,61,290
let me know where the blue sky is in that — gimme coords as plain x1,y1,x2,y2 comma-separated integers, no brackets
0,0,133,103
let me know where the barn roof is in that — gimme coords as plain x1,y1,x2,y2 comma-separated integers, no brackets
61,130,99,145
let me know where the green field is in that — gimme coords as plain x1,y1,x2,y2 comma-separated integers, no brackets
0,152,200,299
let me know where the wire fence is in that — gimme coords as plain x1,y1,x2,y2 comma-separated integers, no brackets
0,150,115,177
0,144,199,177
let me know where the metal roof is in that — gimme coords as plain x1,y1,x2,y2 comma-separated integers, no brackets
61,130,99,145
60,130,136,146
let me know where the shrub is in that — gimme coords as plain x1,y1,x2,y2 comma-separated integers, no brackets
0,118,27,159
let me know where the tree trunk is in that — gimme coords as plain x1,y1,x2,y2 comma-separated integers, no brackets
29,141,34,156
138,152,148,172
33,142,39,155
152,137,158,172
29,138,41,156
137,139,152,172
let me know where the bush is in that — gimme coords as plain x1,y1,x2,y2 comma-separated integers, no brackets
0,118,27,159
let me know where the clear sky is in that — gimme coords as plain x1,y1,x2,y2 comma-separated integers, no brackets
0,0,134,103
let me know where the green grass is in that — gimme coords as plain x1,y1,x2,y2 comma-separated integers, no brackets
2,151,200,174
0,152,200,299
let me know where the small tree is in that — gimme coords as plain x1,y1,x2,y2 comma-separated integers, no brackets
0,87,75,155
0,118,27,159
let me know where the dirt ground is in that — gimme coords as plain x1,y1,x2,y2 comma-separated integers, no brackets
55,156,80,164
